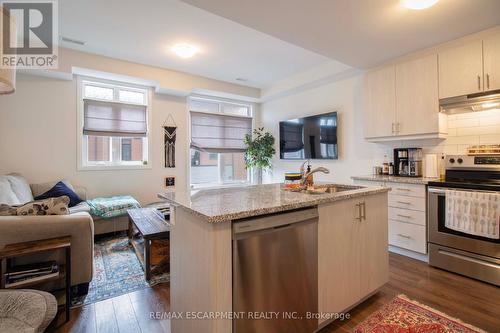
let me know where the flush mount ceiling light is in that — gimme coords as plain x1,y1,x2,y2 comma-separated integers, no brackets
401,0,439,10
171,43,199,59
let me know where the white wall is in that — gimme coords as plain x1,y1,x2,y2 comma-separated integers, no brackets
261,74,379,184
0,74,188,204
261,76,500,184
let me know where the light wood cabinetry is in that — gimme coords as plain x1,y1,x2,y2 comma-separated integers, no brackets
353,180,428,255
363,54,445,141
363,66,396,139
483,33,500,92
396,54,441,136
318,193,388,325
438,41,484,99
359,193,389,298
439,32,500,97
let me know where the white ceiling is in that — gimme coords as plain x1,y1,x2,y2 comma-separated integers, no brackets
181,0,500,69
59,0,334,88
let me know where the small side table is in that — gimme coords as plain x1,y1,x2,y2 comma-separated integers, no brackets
128,208,170,280
0,236,71,324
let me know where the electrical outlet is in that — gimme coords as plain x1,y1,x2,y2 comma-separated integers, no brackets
165,176,175,187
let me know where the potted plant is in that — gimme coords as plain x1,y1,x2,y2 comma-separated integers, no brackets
244,128,276,184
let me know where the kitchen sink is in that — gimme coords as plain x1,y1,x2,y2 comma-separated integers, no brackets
301,184,364,194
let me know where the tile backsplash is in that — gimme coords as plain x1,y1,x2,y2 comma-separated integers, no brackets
373,109,500,164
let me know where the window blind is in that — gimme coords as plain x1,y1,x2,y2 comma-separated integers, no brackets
190,111,252,153
83,99,147,137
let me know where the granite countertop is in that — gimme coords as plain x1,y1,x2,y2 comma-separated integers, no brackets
158,183,390,223
351,175,441,185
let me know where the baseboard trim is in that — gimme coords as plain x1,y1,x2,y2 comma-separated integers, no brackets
389,245,429,263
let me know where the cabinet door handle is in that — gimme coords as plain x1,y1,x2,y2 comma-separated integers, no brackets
396,123,400,134
361,202,366,221
478,75,481,91
396,188,411,192
397,214,411,219
391,123,395,135
397,233,411,239
487,74,490,90
397,201,411,205
355,203,362,221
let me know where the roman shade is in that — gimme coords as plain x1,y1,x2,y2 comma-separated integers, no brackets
190,111,252,153
83,99,147,137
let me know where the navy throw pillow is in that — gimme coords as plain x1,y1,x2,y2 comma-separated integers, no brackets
34,181,83,208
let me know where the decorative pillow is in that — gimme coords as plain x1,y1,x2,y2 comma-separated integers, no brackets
0,204,17,216
15,196,70,216
34,181,83,208
0,176,21,206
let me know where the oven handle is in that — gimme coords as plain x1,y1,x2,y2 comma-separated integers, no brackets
428,187,499,195
428,187,445,195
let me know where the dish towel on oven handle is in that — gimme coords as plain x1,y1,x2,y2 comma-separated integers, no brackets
445,189,500,239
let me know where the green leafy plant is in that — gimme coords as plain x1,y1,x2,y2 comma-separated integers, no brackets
244,127,276,170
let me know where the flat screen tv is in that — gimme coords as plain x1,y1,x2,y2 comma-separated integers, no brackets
279,112,338,160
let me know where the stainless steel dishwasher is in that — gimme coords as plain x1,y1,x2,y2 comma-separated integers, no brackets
232,207,318,333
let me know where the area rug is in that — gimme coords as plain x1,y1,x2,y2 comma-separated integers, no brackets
71,234,169,308
352,295,486,333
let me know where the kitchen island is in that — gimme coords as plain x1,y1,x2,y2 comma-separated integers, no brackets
159,183,390,333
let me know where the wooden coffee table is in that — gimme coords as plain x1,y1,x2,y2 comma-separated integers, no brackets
127,208,170,280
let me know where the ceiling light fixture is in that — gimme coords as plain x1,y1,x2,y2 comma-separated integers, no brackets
171,43,199,59
401,0,439,10
481,102,500,109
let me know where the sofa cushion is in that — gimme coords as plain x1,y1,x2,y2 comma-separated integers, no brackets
15,196,70,216
69,201,91,215
6,173,34,204
34,181,83,208
0,176,21,205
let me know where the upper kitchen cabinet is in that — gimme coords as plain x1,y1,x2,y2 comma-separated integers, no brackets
363,54,446,141
363,65,396,139
396,54,444,136
483,33,500,92
438,40,483,99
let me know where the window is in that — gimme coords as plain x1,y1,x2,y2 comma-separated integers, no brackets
189,97,252,187
78,78,150,169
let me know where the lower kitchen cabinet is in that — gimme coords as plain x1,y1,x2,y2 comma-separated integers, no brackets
353,179,429,256
318,193,388,326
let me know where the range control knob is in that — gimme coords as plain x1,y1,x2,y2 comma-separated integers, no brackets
449,158,455,163
457,158,463,164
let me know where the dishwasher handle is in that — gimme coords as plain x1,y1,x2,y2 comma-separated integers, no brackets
233,207,318,236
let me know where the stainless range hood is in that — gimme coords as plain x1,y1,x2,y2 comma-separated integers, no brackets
440,89,500,114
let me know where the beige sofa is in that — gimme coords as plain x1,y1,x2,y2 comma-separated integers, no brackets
0,174,93,290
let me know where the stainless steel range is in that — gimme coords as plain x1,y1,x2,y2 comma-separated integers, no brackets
428,155,500,286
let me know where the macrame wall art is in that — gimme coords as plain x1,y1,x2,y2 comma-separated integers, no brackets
163,114,177,168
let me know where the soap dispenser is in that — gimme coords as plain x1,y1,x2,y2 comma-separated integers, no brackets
306,163,314,187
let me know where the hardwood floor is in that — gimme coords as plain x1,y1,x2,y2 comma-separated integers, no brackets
56,253,500,333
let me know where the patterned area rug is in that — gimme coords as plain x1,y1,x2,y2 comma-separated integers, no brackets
71,234,169,307
353,295,486,333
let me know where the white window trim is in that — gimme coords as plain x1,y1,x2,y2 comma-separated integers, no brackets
187,96,254,189
76,76,153,171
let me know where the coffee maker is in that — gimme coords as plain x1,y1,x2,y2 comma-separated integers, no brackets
394,148,423,177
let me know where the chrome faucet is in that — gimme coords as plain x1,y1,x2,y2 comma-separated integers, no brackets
301,167,330,185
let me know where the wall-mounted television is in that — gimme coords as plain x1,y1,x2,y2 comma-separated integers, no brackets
279,112,338,160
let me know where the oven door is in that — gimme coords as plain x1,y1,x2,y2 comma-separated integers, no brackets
428,187,500,259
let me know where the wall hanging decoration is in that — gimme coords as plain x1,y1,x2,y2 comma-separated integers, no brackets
163,114,177,168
